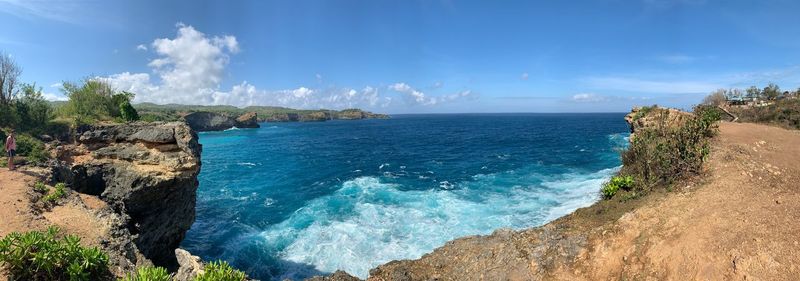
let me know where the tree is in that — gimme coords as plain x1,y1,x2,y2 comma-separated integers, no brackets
763,82,781,100
0,51,22,105
119,100,139,122
746,86,762,100
62,80,138,125
15,83,52,132
702,89,727,106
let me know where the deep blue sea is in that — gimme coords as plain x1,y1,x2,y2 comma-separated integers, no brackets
181,113,629,280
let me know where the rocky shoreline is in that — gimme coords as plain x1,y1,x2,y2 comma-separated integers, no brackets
11,107,796,280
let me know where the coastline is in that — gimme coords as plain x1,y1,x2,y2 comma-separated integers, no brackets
4,109,800,280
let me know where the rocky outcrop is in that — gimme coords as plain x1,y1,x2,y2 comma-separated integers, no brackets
52,122,202,267
336,109,390,120
174,249,205,281
263,113,301,122
182,111,260,131
235,112,259,128
624,106,693,142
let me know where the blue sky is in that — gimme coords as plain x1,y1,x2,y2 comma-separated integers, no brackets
1,0,799,113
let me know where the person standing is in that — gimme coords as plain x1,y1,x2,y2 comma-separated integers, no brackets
5,129,16,171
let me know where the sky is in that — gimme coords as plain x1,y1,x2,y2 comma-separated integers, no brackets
1,0,799,114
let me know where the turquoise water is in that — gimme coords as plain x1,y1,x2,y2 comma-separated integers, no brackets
182,114,629,280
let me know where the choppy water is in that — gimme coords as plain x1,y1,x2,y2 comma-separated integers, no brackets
182,113,629,280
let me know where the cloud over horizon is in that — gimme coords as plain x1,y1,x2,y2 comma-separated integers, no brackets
105,23,475,111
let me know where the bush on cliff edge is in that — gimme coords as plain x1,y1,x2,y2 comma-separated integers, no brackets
606,106,720,199
0,227,109,281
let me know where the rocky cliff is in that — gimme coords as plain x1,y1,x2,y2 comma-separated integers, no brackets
307,107,798,281
183,111,260,131
624,106,693,142
52,121,202,267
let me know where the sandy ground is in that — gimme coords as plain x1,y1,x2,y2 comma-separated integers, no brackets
0,168,112,279
575,121,800,280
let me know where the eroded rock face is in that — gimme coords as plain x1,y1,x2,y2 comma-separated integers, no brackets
53,122,201,267
182,111,260,131
235,112,259,128
624,106,694,142
182,112,236,131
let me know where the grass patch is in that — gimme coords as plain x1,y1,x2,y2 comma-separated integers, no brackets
195,261,247,281
601,175,634,199
0,227,109,280
119,266,172,281
34,181,48,193
42,182,67,203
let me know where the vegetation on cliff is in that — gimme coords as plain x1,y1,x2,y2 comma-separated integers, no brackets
603,105,721,200
0,227,110,281
702,83,800,129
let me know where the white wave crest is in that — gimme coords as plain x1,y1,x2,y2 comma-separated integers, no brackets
259,165,618,279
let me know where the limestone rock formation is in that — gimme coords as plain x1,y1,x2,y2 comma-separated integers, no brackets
235,112,259,128
53,121,202,267
174,249,205,281
183,111,261,131
624,106,694,142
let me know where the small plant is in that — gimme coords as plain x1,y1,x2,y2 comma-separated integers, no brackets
0,227,109,280
632,105,656,121
43,182,67,203
601,175,635,199
120,266,172,281
195,261,247,281
34,181,48,193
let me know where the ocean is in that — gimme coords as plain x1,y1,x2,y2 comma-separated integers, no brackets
181,113,630,280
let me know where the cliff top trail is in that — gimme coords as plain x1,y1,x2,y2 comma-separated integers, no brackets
368,121,800,281
0,169,117,279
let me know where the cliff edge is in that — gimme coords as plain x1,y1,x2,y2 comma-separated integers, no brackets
317,114,800,280
52,122,202,267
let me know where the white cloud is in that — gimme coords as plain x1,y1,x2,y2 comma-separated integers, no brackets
432,81,443,88
571,93,607,103
136,44,147,51
103,23,475,110
388,82,475,106
42,92,67,101
521,72,529,80
49,82,61,88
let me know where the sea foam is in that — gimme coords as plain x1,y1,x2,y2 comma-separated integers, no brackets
260,165,618,279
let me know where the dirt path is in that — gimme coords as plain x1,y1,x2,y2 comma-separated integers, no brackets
0,168,117,278
575,122,800,280
369,122,800,281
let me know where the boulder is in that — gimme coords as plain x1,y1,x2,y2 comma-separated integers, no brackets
174,249,204,281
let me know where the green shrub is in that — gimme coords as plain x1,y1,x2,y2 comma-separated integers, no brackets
0,227,109,280
120,266,172,281
43,183,67,203
632,105,656,121
120,101,140,122
15,134,49,164
601,175,635,199
620,106,720,193
195,261,247,281
60,80,136,125
34,181,48,193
